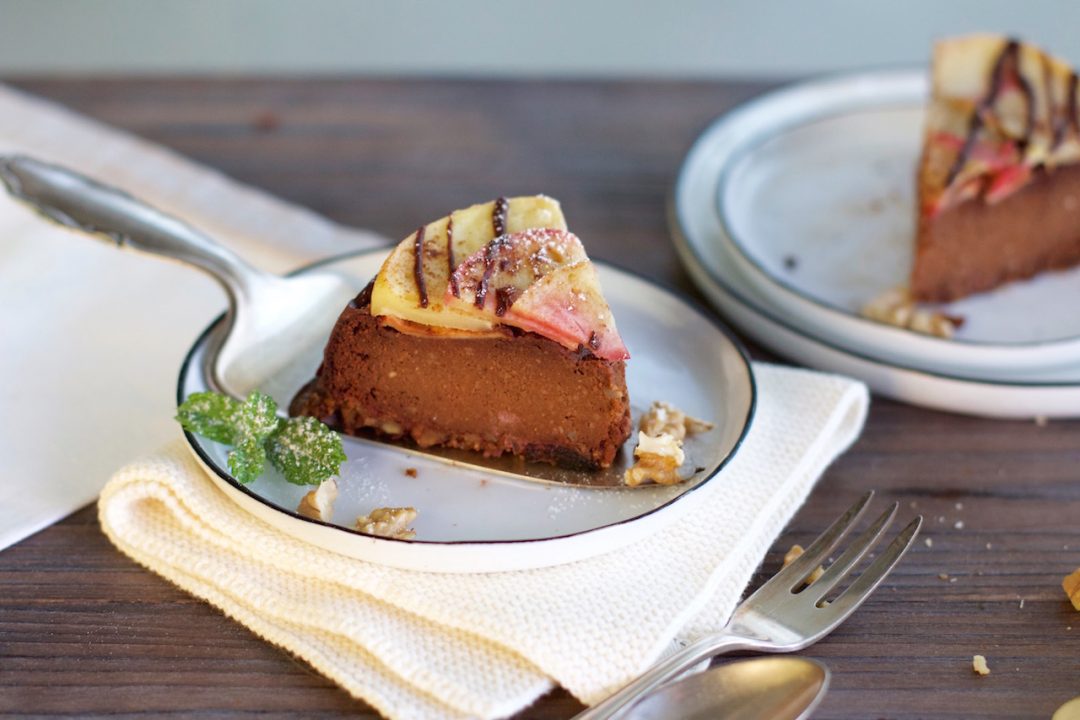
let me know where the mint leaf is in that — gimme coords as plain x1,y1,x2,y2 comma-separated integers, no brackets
178,390,343,486
228,436,266,484
176,391,241,444
236,391,282,443
266,416,346,486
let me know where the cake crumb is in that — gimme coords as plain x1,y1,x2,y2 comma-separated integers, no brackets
939,572,950,581
404,467,418,478
783,544,824,584
955,502,964,511
624,401,714,487
924,537,933,548
955,520,965,530
972,655,990,676
860,286,962,338
297,478,338,522
1062,568,1080,611
1019,598,1025,609
356,507,417,540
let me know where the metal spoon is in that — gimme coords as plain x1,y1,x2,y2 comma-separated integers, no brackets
620,656,829,720
0,154,363,403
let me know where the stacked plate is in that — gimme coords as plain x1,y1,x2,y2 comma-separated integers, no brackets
671,69,1080,418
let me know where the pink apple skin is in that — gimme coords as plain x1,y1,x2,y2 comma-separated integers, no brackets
504,262,630,361
445,229,629,360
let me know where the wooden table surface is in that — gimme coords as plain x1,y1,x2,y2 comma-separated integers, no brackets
3,77,1079,720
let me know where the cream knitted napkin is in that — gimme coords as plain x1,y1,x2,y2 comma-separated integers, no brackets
99,363,868,719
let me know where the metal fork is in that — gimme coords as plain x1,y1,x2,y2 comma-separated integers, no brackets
576,491,921,720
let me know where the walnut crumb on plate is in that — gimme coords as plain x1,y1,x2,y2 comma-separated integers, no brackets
624,401,714,487
860,286,963,339
356,507,418,540
297,478,338,522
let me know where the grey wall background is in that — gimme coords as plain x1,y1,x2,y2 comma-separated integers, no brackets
1,0,1078,78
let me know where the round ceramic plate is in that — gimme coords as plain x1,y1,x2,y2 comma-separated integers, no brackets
713,70,1080,375
670,84,1080,419
179,249,756,573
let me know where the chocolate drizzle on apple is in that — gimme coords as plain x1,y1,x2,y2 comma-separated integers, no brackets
446,216,460,298
946,38,1033,186
474,198,511,310
1053,71,1080,150
492,196,508,237
474,237,500,309
412,225,429,308
494,286,518,317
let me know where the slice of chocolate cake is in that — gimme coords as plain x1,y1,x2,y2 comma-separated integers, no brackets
290,196,632,470
913,35,1080,302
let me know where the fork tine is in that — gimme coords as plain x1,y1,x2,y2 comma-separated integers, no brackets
824,515,923,616
807,502,898,602
768,491,874,592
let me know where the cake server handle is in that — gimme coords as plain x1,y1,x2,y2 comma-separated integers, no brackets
0,154,266,304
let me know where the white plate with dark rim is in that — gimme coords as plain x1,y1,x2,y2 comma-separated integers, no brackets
712,69,1080,377
670,75,1080,419
179,248,756,573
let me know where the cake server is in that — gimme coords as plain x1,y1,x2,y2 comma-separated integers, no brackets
0,154,362,404
0,154,685,488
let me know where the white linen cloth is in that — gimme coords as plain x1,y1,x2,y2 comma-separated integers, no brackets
0,83,385,550
0,80,871,718
99,363,867,718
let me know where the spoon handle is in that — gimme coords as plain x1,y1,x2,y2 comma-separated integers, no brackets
575,633,762,720
0,154,264,300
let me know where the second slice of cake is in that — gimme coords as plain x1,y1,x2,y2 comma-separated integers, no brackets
914,34,1080,302
290,196,632,470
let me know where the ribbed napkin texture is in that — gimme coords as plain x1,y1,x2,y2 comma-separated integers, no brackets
99,363,868,719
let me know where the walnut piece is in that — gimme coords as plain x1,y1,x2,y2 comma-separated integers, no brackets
1063,568,1080,611
356,506,417,540
972,654,990,676
638,400,714,442
297,478,338,522
860,286,962,339
782,544,824,584
624,401,715,487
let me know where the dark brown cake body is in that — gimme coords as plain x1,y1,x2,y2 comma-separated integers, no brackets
912,164,1080,302
290,288,632,471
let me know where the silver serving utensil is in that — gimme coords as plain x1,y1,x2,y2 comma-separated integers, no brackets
577,492,921,718
0,154,362,403
0,154,682,489
621,656,829,720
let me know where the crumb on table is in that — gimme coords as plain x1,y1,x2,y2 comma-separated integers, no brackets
973,654,990,676
782,544,824,584
1062,568,1080,611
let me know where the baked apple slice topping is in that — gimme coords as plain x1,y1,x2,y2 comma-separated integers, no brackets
445,228,628,360
924,35,1080,214
370,196,628,359
370,196,566,331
